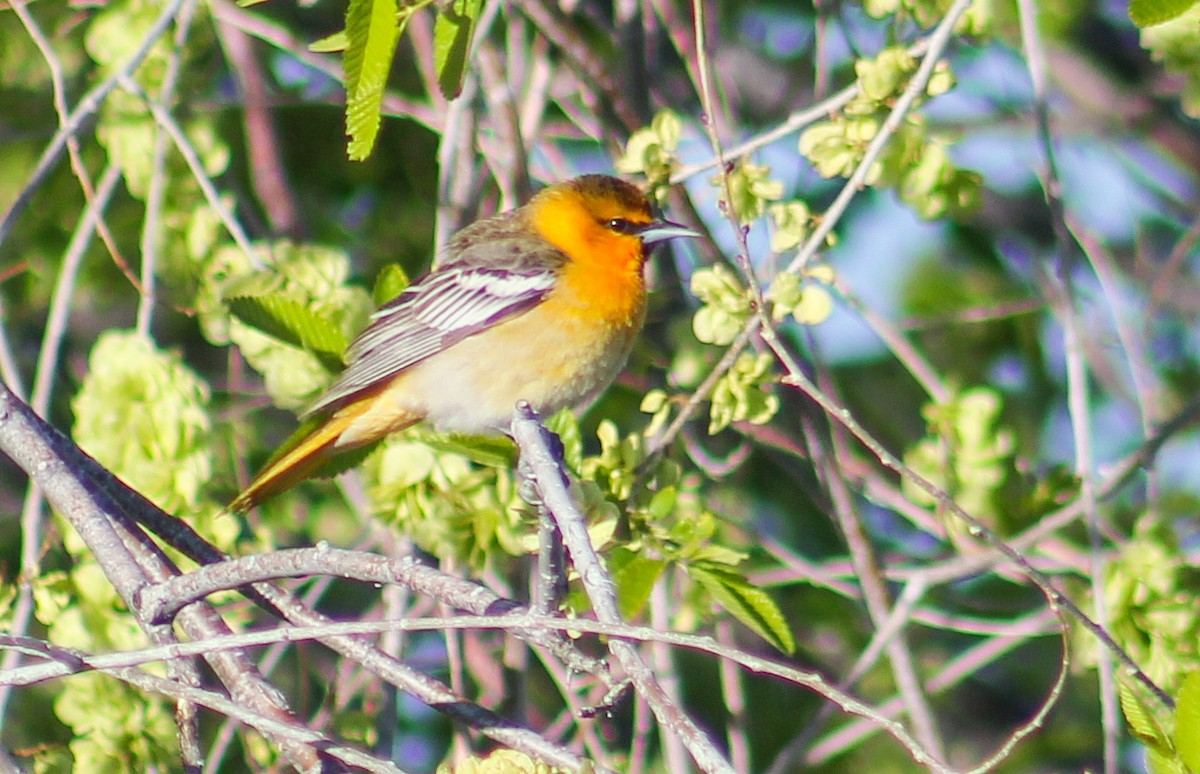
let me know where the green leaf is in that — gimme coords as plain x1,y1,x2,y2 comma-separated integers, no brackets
721,161,783,223
856,47,915,102
1131,0,1198,26
792,285,833,325
1139,6,1200,118
768,201,810,253
1149,748,1190,774
708,352,779,434
610,548,667,620
72,332,212,513
227,295,348,372
344,0,402,160
417,432,517,468
310,30,348,53
615,128,657,175
1177,670,1200,772
926,61,956,97
434,0,482,99
1119,679,1172,751
372,263,411,306
690,562,795,654
652,109,682,151
690,265,751,346
545,408,583,472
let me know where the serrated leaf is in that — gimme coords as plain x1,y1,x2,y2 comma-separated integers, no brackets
344,0,402,160
1177,671,1200,772
610,549,666,620
227,295,347,372
1130,0,1198,26
690,562,795,654
372,263,411,306
434,0,482,99
418,432,517,468
1119,679,1171,750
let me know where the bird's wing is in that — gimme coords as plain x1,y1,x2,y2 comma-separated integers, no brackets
303,245,560,417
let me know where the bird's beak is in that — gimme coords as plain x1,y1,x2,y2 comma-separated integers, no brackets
638,219,700,245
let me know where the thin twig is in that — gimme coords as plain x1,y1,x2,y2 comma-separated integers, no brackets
0,0,190,249
1016,0,1118,768
9,0,135,292
138,0,199,337
0,164,122,727
1071,218,1161,511
819,405,945,760
783,0,973,277
211,0,439,130
0,607,956,772
512,403,738,774
769,360,1172,710
119,75,261,268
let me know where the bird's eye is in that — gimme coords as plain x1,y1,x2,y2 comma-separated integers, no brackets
606,218,639,235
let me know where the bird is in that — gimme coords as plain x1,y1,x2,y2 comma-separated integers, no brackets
229,174,697,512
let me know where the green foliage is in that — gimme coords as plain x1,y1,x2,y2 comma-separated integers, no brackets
708,352,780,434
609,547,667,619
344,0,404,160
435,748,568,773
420,432,519,469
765,264,835,325
902,387,1014,543
720,161,784,223
342,0,480,157
1117,669,1200,774
85,0,228,200
582,419,650,502
434,0,483,99
1139,5,1200,117
576,420,792,651
372,262,411,306
32,563,177,772
690,561,796,654
72,331,213,513
1130,0,1199,27
309,30,349,53
226,294,349,372
1177,671,1200,773
208,243,373,410
365,435,527,563
1094,518,1200,772
767,200,812,253
861,0,994,33
1101,518,1200,692
799,48,981,220
1118,680,1182,774
52,674,178,773
616,109,683,197
690,264,753,345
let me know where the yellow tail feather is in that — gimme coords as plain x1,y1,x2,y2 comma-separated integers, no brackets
228,408,361,513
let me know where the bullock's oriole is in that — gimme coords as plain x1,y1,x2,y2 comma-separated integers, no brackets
230,174,696,512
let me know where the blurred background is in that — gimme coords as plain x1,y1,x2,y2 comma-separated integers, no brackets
1,0,1199,771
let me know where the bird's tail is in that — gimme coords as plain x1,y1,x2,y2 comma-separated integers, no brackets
228,393,420,512
227,410,355,513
